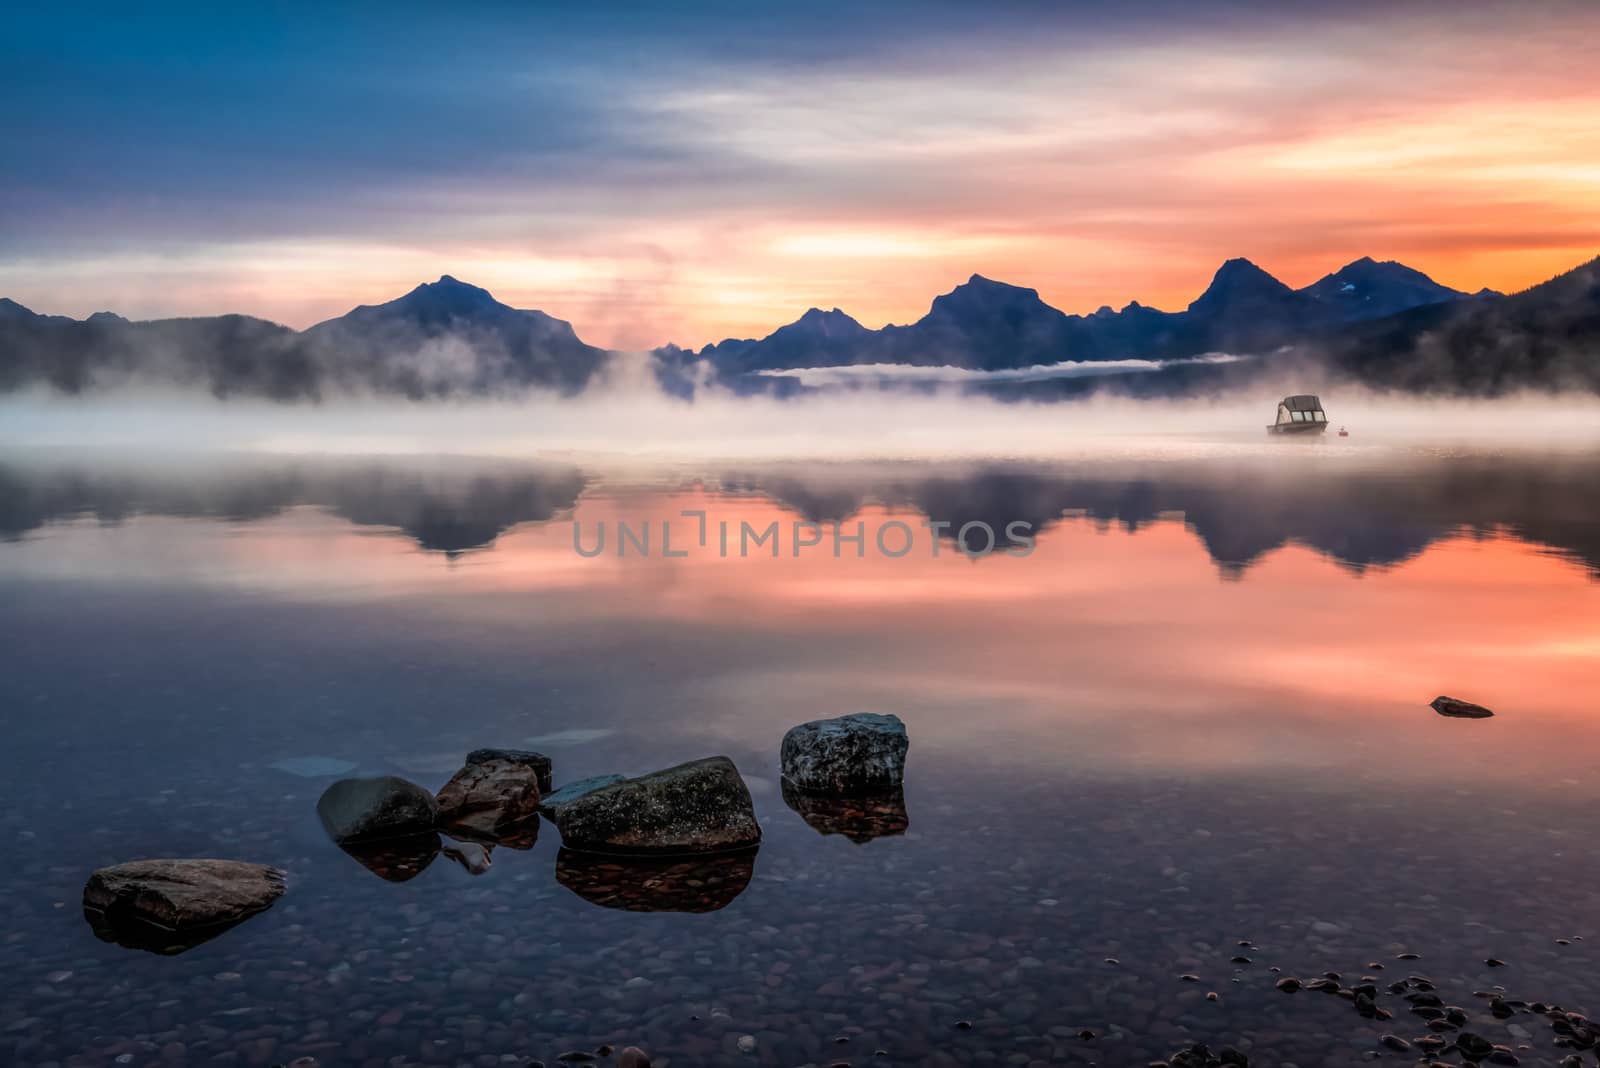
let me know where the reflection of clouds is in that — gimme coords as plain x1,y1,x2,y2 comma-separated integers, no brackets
2,452,1598,795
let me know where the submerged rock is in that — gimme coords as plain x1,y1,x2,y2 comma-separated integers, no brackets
539,774,626,818
780,712,908,794
82,859,285,954
441,838,493,875
1431,695,1494,719
550,756,760,855
316,776,438,843
436,752,546,836
556,847,755,912
781,778,909,842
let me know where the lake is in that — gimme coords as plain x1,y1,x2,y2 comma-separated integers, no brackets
3,442,1599,1068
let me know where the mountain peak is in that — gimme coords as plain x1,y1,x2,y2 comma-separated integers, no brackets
1301,257,1466,319
775,306,868,339
1188,259,1294,316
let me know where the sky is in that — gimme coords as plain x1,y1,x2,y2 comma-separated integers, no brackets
4,0,1600,350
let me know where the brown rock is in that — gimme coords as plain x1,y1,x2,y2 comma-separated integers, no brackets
82,859,285,954
436,754,544,835
618,1048,651,1068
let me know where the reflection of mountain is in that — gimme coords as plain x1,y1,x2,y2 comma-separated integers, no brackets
719,456,1600,577
1,454,1596,576
0,459,588,555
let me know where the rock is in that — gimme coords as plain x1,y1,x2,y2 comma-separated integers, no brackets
780,712,909,794
463,747,553,793
780,778,908,842
440,839,493,875
436,755,544,836
1431,696,1494,719
555,847,754,912
617,1048,650,1068
539,774,627,818
550,756,761,855
316,776,438,843
82,859,285,954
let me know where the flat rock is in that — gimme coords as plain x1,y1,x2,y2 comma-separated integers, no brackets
1431,696,1495,719
316,776,438,844
781,712,909,794
464,747,553,793
83,859,285,952
550,756,760,855
436,755,545,835
539,774,627,817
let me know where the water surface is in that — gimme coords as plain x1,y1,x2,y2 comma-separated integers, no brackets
3,445,1599,1067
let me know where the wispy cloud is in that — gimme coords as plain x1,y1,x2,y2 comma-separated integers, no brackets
3,1,1599,348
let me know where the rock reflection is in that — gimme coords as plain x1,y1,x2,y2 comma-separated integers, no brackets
443,817,540,852
83,908,253,956
781,779,909,843
555,847,756,913
333,832,441,883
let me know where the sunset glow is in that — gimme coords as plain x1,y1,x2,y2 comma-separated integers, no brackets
5,2,1599,348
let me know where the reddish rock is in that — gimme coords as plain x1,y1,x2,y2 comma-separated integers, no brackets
436,753,545,836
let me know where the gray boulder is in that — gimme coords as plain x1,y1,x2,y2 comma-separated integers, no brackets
83,859,285,942
781,713,908,794
317,776,438,843
1431,696,1495,719
464,747,553,793
551,757,760,856
436,754,545,835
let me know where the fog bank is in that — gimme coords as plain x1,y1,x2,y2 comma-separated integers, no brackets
4,375,1600,464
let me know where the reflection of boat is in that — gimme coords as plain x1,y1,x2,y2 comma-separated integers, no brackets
1267,394,1330,435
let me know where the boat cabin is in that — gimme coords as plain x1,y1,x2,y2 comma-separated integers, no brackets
1268,394,1329,434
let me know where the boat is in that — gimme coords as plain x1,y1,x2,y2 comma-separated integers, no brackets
1338,426,1349,438
1267,394,1330,435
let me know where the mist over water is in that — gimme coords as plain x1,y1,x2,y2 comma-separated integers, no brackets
5,375,1600,462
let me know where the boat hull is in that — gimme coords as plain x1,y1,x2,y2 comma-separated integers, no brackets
1266,422,1329,435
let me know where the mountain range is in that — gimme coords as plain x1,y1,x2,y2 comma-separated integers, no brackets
687,256,1489,379
0,276,606,400
3,253,1597,400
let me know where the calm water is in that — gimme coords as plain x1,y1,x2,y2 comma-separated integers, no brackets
3,445,1600,1068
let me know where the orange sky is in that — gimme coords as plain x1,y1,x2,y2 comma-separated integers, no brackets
4,3,1599,348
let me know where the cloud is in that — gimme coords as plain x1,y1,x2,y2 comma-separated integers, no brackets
4,1,1600,348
